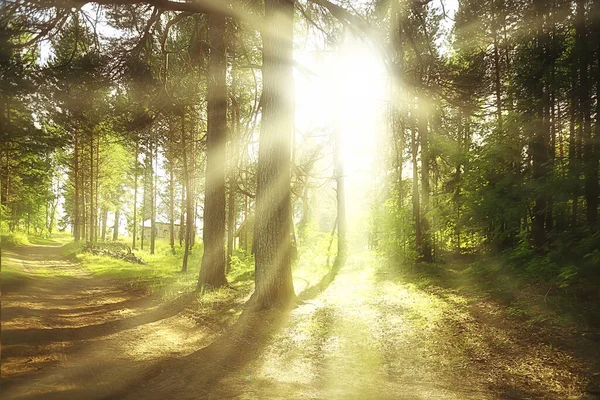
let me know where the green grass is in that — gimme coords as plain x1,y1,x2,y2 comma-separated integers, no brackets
0,232,30,249
75,238,256,299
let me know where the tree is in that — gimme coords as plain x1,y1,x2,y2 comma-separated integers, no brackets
198,13,228,290
250,0,296,309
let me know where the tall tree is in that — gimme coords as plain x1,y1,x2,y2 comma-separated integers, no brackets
251,0,296,309
198,14,228,290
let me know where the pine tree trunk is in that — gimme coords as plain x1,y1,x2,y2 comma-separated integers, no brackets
418,96,433,262
169,143,175,252
180,183,185,246
251,0,296,309
570,53,579,227
132,140,139,249
531,0,549,248
113,208,119,241
198,13,228,290
333,115,347,262
227,185,235,273
182,113,193,273
74,127,80,242
95,136,100,243
101,207,108,242
411,121,421,255
150,139,156,255
89,133,94,244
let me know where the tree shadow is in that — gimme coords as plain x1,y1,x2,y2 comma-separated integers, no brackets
99,307,292,400
2,294,193,345
297,253,347,302
103,253,351,399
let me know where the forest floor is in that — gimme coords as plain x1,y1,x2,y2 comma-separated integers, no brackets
1,241,600,399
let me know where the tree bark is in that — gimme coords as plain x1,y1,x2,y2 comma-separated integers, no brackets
251,0,296,309
182,113,193,273
113,208,119,241
74,127,80,242
169,140,175,252
150,139,156,255
411,122,421,255
198,13,228,290
89,132,94,244
132,139,139,249
570,52,578,228
333,113,347,262
418,96,433,262
101,207,108,242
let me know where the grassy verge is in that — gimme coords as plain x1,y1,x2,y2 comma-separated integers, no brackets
75,238,256,300
390,254,600,331
0,232,30,249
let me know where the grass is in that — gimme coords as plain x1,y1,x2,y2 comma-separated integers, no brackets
387,254,600,330
0,232,30,249
75,238,257,299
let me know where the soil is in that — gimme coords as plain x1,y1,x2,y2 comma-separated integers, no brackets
1,243,599,399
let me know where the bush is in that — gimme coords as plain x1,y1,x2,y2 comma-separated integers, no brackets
0,232,30,249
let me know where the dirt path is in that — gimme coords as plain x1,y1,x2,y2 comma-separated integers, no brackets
2,245,599,399
1,243,210,400
126,255,600,400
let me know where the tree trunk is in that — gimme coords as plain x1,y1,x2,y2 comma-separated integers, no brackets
82,161,86,242
227,184,235,273
418,96,433,262
570,52,578,228
182,113,193,273
74,127,80,242
198,13,228,290
411,122,421,255
113,208,119,241
531,0,549,248
333,114,347,262
492,0,503,131
101,207,108,242
95,136,100,243
89,132,94,244
132,139,139,249
169,144,175,253
251,0,296,309
180,182,185,246
150,140,156,255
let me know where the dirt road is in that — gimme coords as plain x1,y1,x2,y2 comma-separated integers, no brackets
1,243,209,400
1,244,599,399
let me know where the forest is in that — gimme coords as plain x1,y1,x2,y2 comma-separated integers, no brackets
1,0,600,398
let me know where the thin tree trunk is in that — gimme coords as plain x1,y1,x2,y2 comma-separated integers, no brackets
180,182,185,246
492,0,503,131
333,113,347,262
150,139,156,255
89,132,94,244
418,96,433,262
74,127,80,242
169,143,175,253
570,53,578,227
182,113,193,273
113,208,119,241
411,123,421,255
101,207,108,242
95,135,100,243
132,140,139,249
